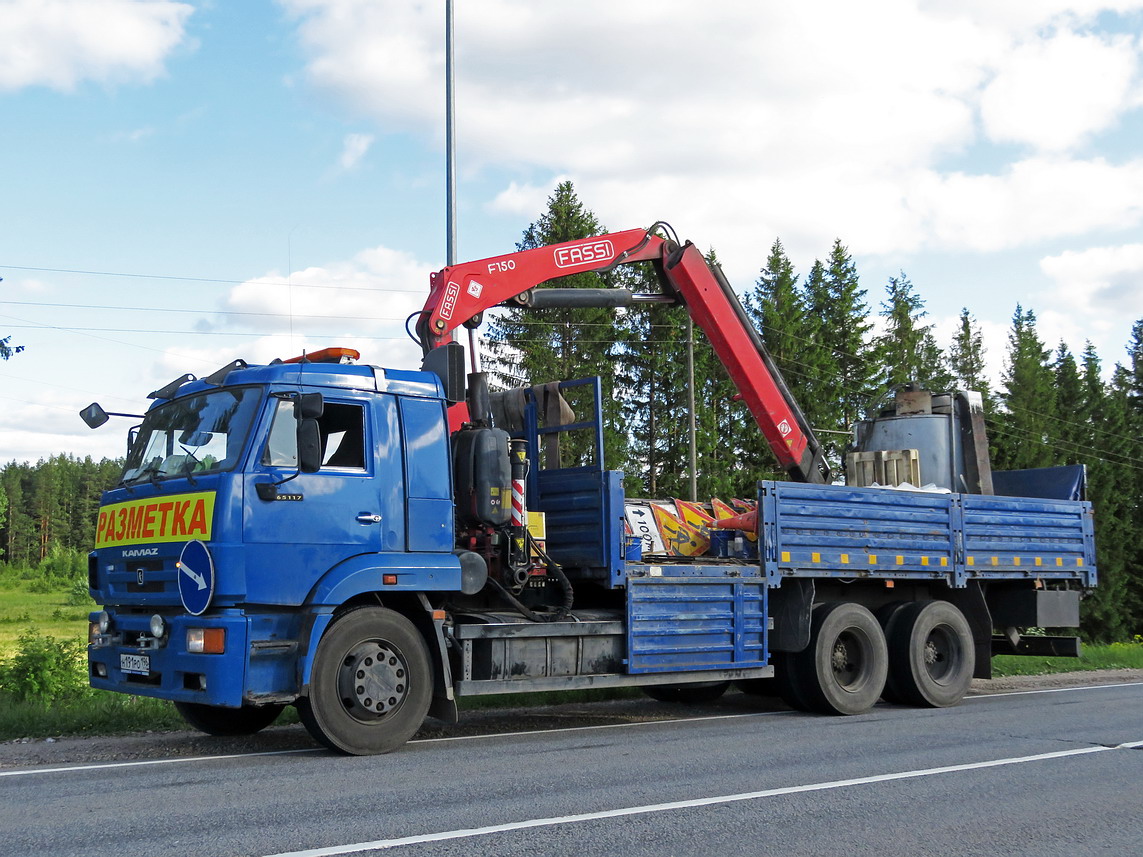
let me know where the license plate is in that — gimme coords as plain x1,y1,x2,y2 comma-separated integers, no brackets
120,653,150,675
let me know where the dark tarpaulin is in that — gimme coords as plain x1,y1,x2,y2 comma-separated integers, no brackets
992,464,1086,501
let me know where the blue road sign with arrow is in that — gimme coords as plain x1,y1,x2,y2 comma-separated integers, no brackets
178,539,215,615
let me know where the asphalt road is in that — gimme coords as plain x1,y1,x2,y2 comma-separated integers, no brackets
3,679,1142,857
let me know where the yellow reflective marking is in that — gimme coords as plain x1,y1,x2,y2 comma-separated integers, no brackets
921,556,930,567
896,556,904,565
967,556,975,567
1056,558,1064,567
991,557,999,566
1076,558,1084,567
1013,557,1021,567
940,557,948,567
811,552,821,563
868,554,877,564
1035,557,1043,567
781,551,790,563
840,553,849,564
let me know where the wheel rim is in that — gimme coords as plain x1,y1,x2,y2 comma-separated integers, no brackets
922,624,962,685
336,640,409,722
830,630,867,690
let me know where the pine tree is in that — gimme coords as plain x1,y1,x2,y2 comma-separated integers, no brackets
743,239,810,480
992,305,1056,471
483,182,629,470
1052,342,1085,458
821,240,878,430
949,308,991,401
876,272,952,391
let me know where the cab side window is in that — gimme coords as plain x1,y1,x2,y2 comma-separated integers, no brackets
262,400,367,470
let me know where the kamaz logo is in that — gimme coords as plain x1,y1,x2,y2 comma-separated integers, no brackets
554,240,614,268
122,547,159,558
440,280,461,320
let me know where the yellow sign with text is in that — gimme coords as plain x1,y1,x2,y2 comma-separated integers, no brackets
95,491,215,548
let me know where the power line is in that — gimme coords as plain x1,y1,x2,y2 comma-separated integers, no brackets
2,322,409,341
0,299,411,324
0,263,424,293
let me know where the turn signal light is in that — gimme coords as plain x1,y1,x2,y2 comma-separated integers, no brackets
187,628,226,654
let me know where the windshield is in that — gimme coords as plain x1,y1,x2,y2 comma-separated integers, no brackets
120,387,262,486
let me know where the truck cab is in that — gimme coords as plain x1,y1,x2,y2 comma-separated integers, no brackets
87,352,462,745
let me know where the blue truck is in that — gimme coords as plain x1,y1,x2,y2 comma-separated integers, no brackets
82,226,1096,754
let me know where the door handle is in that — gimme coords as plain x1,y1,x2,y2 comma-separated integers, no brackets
356,513,382,524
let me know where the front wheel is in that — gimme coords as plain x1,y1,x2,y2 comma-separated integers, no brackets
174,701,284,736
297,606,432,755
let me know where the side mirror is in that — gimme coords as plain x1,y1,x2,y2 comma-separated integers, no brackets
80,403,110,429
296,392,324,420
298,419,322,473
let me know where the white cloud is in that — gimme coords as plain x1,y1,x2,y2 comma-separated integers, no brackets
0,0,193,92
913,156,1143,252
1037,243,1143,362
338,132,374,170
219,244,433,370
486,177,570,216
279,1,1143,263
980,29,1139,151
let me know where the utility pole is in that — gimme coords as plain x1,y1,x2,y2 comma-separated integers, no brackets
687,316,697,502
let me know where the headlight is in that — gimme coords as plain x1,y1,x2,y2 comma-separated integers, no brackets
149,614,167,638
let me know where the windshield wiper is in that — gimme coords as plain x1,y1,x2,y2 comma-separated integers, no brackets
121,460,164,489
179,445,200,486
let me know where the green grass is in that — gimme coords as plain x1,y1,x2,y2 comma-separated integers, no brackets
991,639,1143,676
0,578,93,658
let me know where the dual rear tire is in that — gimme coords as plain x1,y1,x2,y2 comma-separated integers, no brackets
775,599,974,715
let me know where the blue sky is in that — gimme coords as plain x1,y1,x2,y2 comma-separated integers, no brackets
2,0,1143,464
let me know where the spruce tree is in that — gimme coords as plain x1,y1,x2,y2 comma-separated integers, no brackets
876,272,952,391
743,239,809,481
821,240,877,430
992,305,1056,471
1052,342,1085,458
483,181,629,470
949,308,991,401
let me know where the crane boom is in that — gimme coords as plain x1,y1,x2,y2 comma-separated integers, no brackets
417,226,831,483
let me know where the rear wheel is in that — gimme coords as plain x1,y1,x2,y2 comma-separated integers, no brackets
643,681,730,704
885,600,974,707
297,606,432,755
174,701,284,736
792,602,887,715
874,601,911,703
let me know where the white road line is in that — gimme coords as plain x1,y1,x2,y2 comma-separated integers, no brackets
0,712,782,778
0,747,322,777
262,742,1141,857
3,681,1139,778
969,680,1143,700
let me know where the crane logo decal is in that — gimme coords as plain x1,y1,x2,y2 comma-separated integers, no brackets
554,239,614,268
439,280,461,321
778,420,793,437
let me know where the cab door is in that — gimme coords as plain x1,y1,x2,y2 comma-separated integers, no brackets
242,392,403,605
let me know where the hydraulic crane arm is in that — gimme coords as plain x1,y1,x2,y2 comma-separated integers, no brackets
417,226,831,484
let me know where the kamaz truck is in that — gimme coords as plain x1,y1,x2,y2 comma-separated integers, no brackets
82,224,1096,754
